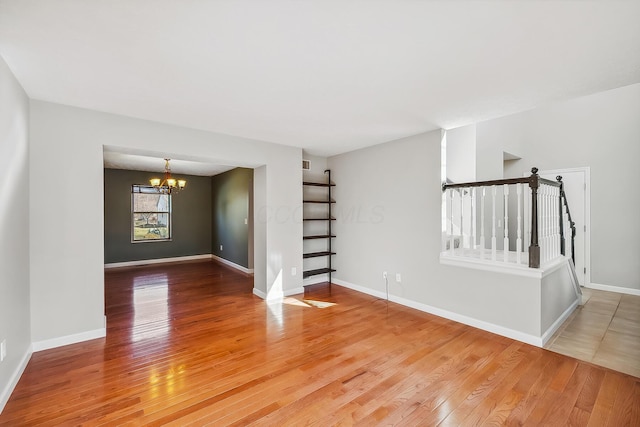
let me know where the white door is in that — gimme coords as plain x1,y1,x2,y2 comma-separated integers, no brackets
539,168,589,286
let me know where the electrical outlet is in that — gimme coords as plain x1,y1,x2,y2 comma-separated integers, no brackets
291,267,297,276
0,339,6,362
396,273,402,283
382,271,387,279
220,245,223,251
244,218,248,225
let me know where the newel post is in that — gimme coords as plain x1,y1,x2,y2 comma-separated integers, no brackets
529,167,540,268
557,176,565,256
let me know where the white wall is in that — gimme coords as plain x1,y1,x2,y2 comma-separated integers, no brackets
0,56,31,411
329,132,440,300
446,124,476,182
29,101,303,343
328,130,551,340
476,83,640,291
329,131,540,337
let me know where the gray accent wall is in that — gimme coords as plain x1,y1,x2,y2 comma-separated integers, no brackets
104,168,212,263
0,55,31,409
211,167,253,268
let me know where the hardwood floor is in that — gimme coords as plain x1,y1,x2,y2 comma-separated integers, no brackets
1,260,639,426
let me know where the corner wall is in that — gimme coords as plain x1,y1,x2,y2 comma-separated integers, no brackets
328,129,574,343
475,83,640,292
29,101,302,344
211,167,253,268
0,56,31,412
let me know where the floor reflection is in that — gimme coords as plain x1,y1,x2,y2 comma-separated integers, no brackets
131,273,170,343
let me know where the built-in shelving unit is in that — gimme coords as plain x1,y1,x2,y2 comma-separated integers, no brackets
302,170,335,281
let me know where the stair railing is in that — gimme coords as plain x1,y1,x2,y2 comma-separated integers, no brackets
442,167,574,269
556,175,576,265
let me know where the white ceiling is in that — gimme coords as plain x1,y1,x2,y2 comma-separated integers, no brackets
1,0,639,163
103,152,236,176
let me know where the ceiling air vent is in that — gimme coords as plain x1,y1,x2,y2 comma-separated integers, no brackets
302,159,310,170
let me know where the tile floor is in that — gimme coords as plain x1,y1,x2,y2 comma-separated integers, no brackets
546,287,640,378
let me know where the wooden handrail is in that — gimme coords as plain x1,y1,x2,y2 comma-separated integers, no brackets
441,167,569,269
556,175,576,265
442,172,560,192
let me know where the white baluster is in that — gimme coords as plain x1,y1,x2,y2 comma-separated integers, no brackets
480,187,486,260
491,185,497,261
552,187,560,259
516,183,522,264
449,188,454,255
503,184,509,263
524,186,530,257
460,189,465,256
543,185,549,262
549,186,558,259
539,184,549,262
471,188,477,253
538,186,544,263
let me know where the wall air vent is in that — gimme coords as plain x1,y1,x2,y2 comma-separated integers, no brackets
302,159,310,170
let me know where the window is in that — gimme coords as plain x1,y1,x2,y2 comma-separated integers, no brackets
132,185,171,242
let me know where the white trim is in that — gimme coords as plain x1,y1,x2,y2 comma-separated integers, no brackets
211,255,254,274
440,253,566,279
32,327,106,352
252,288,267,299
284,287,305,297
541,298,579,347
587,282,640,297
254,286,305,303
0,344,32,414
333,279,543,347
253,288,267,300
303,274,330,287
104,254,213,269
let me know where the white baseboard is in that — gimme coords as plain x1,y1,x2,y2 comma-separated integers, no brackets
104,254,213,269
284,287,305,297
303,274,330,286
211,255,254,274
252,286,305,302
332,278,544,347
253,288,267,299
32,327,106,352
540,298,579,347
0,344,32,414
586,282,640,297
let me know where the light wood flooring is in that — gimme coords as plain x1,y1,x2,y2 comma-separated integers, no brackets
1,261,639,426
546,287,640,378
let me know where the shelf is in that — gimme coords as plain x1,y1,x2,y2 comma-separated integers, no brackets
303,251,336,259
303,235,336,240
303,169,335,282
303,268,337,278
303,181,336,187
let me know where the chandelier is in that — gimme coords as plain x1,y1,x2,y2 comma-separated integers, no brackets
150,158,186,194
